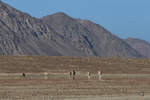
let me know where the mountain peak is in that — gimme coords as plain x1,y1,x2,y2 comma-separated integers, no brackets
42,12,72,20
53,12,69,17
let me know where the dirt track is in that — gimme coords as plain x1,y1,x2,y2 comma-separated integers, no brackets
0,56,150,100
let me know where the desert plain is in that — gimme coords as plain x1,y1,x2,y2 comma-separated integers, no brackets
0,56,150,100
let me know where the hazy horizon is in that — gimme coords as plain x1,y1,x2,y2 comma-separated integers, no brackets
2,0,150,42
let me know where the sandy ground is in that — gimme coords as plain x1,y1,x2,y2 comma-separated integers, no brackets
0,56,150,100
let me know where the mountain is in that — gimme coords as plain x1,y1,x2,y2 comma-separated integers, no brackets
0,1,143,57
0,1,63,56
125,38,150,58
42,13,142,57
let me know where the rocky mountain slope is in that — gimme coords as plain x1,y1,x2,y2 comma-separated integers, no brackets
0,1,143,57
125,38,150,58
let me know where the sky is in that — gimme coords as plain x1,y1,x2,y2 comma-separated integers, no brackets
2,0,150,42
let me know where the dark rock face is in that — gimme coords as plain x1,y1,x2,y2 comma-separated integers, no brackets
0,1,143,57
125,38,150,58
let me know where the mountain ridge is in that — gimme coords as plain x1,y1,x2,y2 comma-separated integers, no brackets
125,38,150,58
0,1,144,58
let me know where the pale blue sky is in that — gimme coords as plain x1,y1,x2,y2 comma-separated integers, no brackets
2,0,150,42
